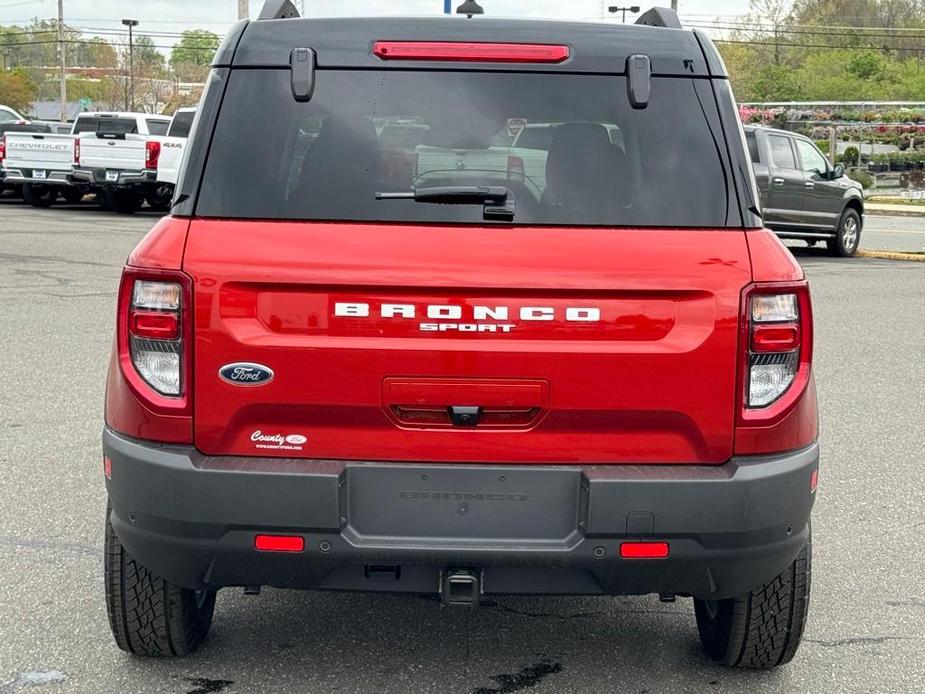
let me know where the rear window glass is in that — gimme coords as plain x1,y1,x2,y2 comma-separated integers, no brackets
197,69,729,226
146,119,170,136
767,135,797,170
168,110,195,138
745,131,760,164
0,122,52,134
73,117,138,135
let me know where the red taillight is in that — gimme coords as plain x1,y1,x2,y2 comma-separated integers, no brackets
73,137,80,165
130,310,179,340
373,41,570,63
145,140,161,170
255,534,304,552
507,155,525,182
0,136,5,164
620,542,670,559
738,281,813,422
751,323,800,352
117,268,191,413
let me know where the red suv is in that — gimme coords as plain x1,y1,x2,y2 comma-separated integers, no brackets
103,3,818,668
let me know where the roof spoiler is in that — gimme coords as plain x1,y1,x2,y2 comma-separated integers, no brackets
258,0,300,20
635,7,682,29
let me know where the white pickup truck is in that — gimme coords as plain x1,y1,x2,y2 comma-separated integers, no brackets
156,107,196,187
70,112,172,213
1,111,168,207
415,122,624,200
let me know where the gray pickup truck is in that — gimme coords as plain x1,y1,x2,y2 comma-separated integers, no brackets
745,125,864,257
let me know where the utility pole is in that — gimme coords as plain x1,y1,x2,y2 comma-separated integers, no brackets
58,0,66,122
122,19,138,111
238,0,249,20
671,0,678,10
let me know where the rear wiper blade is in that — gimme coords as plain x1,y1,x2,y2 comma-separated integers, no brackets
375,185,515,221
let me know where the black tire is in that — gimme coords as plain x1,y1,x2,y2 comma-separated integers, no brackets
22,183,56,208
105,503,216,656
61,188,86,204
106,189,142,214
145,184,174,213
826,208,862,257
694,536,811,669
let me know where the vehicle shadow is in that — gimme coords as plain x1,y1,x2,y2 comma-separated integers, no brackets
120,589,792,693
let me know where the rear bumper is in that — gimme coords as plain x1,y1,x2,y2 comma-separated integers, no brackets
3,168,81,187
103,428,817,600
70,167,155,189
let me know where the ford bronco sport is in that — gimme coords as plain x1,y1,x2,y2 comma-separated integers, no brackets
103,2,818,668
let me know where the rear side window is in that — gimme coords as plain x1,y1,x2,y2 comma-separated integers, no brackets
197,69,729,227
168,111,195,138
73,117,138,135
146,119,170,135
767,135,797,170
745,131,760,164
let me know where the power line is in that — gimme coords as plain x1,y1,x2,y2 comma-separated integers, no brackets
714,38,925,51
687,21,925,37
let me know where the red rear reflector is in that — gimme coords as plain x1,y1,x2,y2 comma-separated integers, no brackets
751,323,800,352
103,455,112,479
620,542,670,559
254,534,304,552
373,41,570,64
810,468,818,492
130,311,179,339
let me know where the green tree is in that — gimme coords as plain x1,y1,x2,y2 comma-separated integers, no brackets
0,67,37,113
170,30,220,68
132,35,165,74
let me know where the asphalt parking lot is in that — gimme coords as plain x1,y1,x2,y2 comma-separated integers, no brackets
1,199,923,694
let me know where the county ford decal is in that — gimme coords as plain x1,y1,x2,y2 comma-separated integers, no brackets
218,362,275,386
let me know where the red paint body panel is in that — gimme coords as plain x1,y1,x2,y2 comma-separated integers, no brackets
735,229,819,455
106,217,193,443
183,220,753,464
127,216,190,270
745,228,804,283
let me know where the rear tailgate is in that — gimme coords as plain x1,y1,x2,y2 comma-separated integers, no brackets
78,133,147,170
186,222,751,464
4,132,74,170
156,136,185,185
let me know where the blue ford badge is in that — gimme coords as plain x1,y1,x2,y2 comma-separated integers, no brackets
219,362,274,386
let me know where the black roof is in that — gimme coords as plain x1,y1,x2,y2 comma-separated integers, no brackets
215,16,726,78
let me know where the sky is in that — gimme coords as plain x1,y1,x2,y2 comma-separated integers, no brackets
0,0,754,54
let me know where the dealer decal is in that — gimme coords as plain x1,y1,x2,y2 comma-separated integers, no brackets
250,430,308,451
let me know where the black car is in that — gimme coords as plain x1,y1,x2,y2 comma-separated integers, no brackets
746,125,864,256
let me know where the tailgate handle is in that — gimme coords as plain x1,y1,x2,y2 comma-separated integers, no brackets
384,378,548,430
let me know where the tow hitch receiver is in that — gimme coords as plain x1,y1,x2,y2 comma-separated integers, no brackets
443,569,481,607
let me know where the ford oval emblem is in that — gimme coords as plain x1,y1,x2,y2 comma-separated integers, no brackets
219,362,274,386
